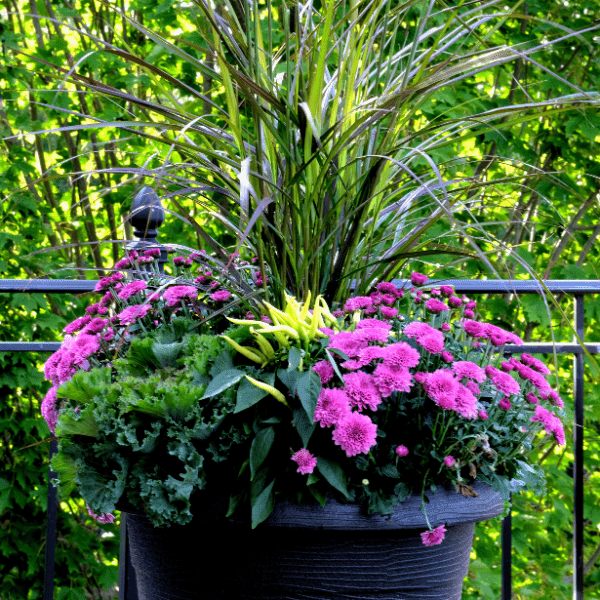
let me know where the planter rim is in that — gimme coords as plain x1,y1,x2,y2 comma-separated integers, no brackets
118,480,504,531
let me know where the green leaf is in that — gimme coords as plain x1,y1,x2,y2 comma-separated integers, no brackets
316,457,349,498
277,367,301,393
57,367,112,405
251,478,276,528
234,375,269,413
293,408,316,447
287,347,302,370
520,295,550,328
296,370,321,422
56,406,99,437
202,369,245,399
250,427,275,481
308,485,327,507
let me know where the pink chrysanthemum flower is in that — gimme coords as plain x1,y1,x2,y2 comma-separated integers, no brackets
210,290,232,302
520,354,551,375
382,342,421,369
526,392,540,404
441,323,451,332
448,296,463,308
452,361,486,383
117,280,147,300
380,306,399,319
312,360,335,384
93,276,115,293
356,318,392,331
114,256,132,270
464,309,475,318
328,331,369,359
64,315,92,334
314,388,351,427
454,385,478,419
354,346,387,367
410,272,428,286
424,369,458,410
444,456,455,467
117,304,152,325
344,372,382,411
421,524,446,546
356,327,390,343
478,409,488,420
41,386,59,433
425,298,449,313
514,363,551,394
81,318,108,335
370,292,382,305
291,449,317,475
441,351,454,363
440,285,454,297
464,380,481,396
373,364,413,397
548,390,564,408
343,296,372,312
487,367,520,396
396,445,409,457
419,333,445,354
87,506,116,524
414,371,427,384
530,405,565,445
332,412,378,457
376,282,399,295
163,285,198,308
462,320,486,338
498,398,512,411
403,321,434,340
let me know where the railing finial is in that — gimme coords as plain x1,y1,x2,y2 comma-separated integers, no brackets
128,186,168,273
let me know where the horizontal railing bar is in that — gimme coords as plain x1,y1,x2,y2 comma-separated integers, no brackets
2,279,600,295
2,342,599,354
503,343,600,354
392,279,600,294
0,342,61,352
0,280,97,293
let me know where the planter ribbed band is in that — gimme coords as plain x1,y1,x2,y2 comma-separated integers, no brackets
123,481,504,600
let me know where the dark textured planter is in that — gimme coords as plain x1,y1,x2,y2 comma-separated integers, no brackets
123,481,504,600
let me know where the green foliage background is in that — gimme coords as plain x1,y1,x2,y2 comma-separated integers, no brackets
1,0,600,597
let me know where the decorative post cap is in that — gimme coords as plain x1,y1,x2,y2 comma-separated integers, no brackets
128,186,168,273
130,186,165,242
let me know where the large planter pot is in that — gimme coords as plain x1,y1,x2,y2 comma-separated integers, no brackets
122,481,504,600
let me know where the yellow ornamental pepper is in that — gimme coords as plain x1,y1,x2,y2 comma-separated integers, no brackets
256,324,300,339
299,290,312,321
319,298,339,327
308,296,323,338
250,329,276,360
263,301,297,328
221,336,267,365
245,375,289,407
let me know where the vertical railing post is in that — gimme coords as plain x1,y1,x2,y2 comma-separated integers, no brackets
127,186,168,274
573,294,585,599
119,186,166,600
43,438,58,600
501,348,513,600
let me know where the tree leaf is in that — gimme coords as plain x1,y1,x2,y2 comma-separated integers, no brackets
201,369,245,399
296,370,321,422
250,427,275,481
251,478,275,528
293,408,316,447
316,457,349,498
234,375,269,413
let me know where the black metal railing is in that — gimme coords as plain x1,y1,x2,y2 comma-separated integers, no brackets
0,192,594,599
